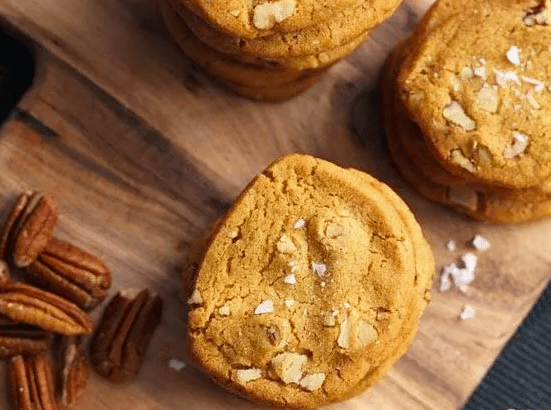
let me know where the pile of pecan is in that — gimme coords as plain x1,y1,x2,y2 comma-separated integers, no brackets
0,190,163,409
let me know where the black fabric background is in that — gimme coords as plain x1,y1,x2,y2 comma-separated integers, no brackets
463,283,551,409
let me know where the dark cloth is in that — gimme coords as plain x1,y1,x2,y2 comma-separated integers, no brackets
464,283,551,409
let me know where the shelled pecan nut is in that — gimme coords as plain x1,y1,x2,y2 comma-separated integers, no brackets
90,288,163,382
60,337,88,407
0,324,53,358
9,354,58,410
0,283,93,336
26,237,111,310
0,190,58,267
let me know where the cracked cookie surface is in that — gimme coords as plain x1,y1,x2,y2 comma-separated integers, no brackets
186,154,433,408
398,0,551,189
383,40,551,223
176,0,358,40
172,0,400,58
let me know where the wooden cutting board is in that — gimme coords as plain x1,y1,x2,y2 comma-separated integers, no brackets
0,0,549,409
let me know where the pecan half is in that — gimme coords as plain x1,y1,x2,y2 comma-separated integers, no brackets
0,190,58,267
0,324,53,358
8,354,58,410
26,237,111,310
90,289,163,382
0,283,93,336
59,337,88,407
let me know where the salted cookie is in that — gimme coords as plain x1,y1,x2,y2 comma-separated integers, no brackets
176,0,358,39
398,0,551,189
383,41,551,223
186,154,434,408
173,0,400,58
159,0,323,88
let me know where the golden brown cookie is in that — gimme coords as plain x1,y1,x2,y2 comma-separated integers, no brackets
173,0,400,58
186,154,434,408
159,0,324,87
232,31,369,71
177,0,358,39
398,0,551,189
383,41,551,223
223,73,325,101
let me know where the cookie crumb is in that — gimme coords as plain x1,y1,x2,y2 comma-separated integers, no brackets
293,218,306,229
284,299,295,308
506,46,521,66
236,368,262,383
219,305,231,316
312,262,327,277
187,289,203,305
446,239,457,251
254,300,274,314
460,304,475,320
504,131,529,159
168,358,186,371
471,235,490,251
283,274,297,284
228,228,240,239
299,373,326,391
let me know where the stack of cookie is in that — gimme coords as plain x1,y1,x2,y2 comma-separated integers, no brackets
183,154,434,408
158,0,404,100
382,0,551,223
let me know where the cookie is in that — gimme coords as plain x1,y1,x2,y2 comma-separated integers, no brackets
173,0,399,58
165,0,369,72
186,154,434,408
176,0,358,39
224,71,326,101
398,0,551,189
383,41,551,223
232,31,369,71
159,0,323,87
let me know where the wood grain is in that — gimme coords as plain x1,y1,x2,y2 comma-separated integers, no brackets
0,0,549,409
